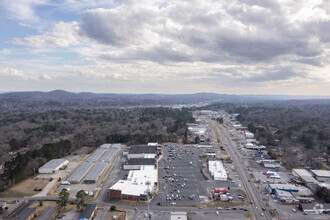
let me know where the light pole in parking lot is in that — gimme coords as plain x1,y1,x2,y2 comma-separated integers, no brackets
146,181,151,220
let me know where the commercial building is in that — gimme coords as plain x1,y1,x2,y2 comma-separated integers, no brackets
274,189,298,204
123,158,156,170
67,162,94,184
127,145,160,159
109,165,157,201
208,160,227,181
83,162,108,184
79,204,97,220
299,203,330,213
204,149,216,157
38,159,69,174
310,170,330,183
268,183,298,194
292,169,319,185
245,131,254,138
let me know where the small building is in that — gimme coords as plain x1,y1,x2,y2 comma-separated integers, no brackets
123,158,156,170
310,170,330,183
79,204,97,220
208,160,227,181
10,201,37,220
83,162,108,184
171,211,187,220
37,206,58,220
38,159,69,174
274,189,298,204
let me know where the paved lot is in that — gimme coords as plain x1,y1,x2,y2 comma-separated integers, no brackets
155,144,206,205
188,210,249,220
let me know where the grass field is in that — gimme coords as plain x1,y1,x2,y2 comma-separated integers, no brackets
6,178,49,197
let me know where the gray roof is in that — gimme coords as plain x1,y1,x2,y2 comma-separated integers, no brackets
67,162,94,183
99,148,117,162
37,206,58,220
99,144,111,149
310,169,330,178
84,162,108,182
11,201,35,220
79,204,97,219
86,148,107,162
125,158,155,165
39,159,68,170
112,143,121,148
128,145,158,154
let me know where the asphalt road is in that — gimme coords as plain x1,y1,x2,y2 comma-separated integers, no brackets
208,117,272,220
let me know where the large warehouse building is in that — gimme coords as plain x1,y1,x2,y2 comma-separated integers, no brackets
127,145,160,159
208,160,227,181
123,158,156,170
109,165,157,201
67,162,94,184
310,170,330,183
38,159,69,174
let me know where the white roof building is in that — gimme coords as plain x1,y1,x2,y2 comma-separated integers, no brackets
38,159,69,174
208,160,227,181
310,170,330,183
109,165,158,198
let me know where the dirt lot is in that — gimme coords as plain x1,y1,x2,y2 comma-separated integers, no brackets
5,178,49,197
108,211,125,220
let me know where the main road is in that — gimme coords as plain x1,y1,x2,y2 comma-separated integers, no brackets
207,117,272,220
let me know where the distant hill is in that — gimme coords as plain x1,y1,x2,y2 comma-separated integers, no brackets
0,90,329,111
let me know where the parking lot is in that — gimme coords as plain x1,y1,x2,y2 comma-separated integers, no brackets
156,144,207,206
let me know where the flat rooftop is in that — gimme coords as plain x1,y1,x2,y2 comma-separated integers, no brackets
39,159,68,170
128,145,158,154
311,169,330,178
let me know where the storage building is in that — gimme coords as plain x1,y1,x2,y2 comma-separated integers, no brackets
67,162,94,184
86,148,107,162
83,162,108,184
37,206,58,220
268,183,299,194
99,148,118,162
79,204,97,220
38,159,69,174
99,143,111,149
208,160,227,181
292,169,319,185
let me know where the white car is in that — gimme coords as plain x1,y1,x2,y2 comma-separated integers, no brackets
171,202,176,205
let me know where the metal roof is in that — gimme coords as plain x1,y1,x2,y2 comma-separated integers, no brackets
128,145,158,154
112,143,121,148
84,162,108,182
39,159,68,170
99,144,111,149
292,169,312,177
67,162,94,183
86,148,107,162
79,204,97,219
125,158,155,165
310,169,330,178
37,206,58,220
99,148,117,162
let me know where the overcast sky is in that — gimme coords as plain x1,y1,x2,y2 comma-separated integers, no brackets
0,0,329,95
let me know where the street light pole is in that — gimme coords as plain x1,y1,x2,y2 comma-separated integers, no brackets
146,181,151,220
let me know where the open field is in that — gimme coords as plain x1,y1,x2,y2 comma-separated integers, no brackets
5,178,49,197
